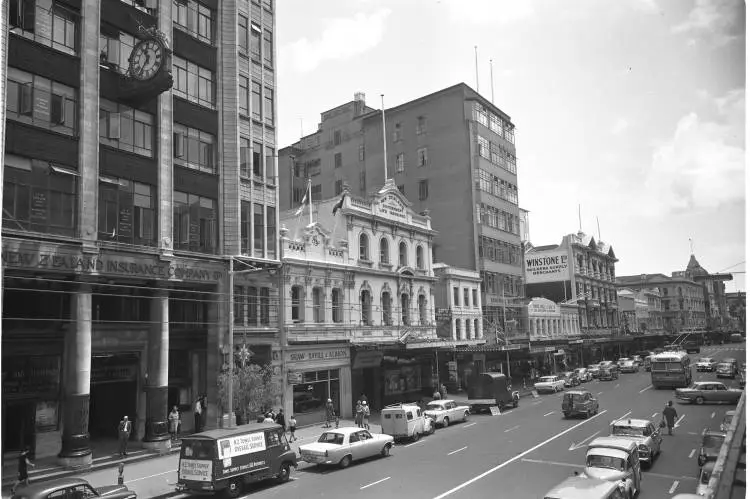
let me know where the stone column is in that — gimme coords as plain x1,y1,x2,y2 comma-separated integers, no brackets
59,284,93,466
339,366,353,418
206,283,222,429
143,289,170,450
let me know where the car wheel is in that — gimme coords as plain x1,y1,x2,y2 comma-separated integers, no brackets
225,478,243,498
513,399,519,408
443,417,450,428
339,455,352,468
277,463,291,483
696,396,705,405
563,412,569,419
381,444,391,457
463,410,470,422
412,430,420,442
427,421,435,435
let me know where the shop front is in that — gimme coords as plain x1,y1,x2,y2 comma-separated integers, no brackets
351,348,385,411
284,345,352,427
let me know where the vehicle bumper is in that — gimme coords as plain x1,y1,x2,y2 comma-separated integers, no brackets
177,482,216,495
300,454,334,465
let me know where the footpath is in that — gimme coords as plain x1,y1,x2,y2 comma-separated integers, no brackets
1,388,533,498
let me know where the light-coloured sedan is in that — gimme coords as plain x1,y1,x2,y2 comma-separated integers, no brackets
299,428,393,468
534,375,565,393
609,418,662,467
424,399,470,428
675,382,743,405
575,367,592,382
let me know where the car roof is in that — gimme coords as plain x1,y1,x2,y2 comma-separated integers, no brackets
564,390,591,395
321,427,367,435
544,475,618,498
701,461,716,472
185,422,281,440
589,436,638,452
382,402,420,411
587,446,629,459
14,477,91,495
613,418,651,428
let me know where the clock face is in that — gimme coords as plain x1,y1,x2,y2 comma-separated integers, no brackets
129,39,164,81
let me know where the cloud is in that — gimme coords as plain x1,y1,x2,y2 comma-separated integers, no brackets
444,0,533,25
631,0,659,13
637,88,745,214
611,118,630,135
671,0,744,47
281,9,392,73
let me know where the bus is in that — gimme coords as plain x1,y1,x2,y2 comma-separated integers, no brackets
650,351,692,389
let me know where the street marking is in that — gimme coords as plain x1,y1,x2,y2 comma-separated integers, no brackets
689,449,695,458
522,458,698,481
675,414,685,428
612,411,632,424
361,477,391,490
431,410,608,499
464,422,477,428
597,392,603,395
126,470,174,483
615,384,620,388
568,430,602,451
652,413,659,418
544,411,555,417
669,481,679,494
639,385,653,393
405,440,426,448
447,446,467,456
710,412,715,419
504,425,520,433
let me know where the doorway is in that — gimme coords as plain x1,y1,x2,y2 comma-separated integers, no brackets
89,353,139,439
2,401,36,456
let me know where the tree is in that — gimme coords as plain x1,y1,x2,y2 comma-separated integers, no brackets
217,363,282,425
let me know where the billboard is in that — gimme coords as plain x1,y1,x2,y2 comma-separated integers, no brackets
525,250,570,284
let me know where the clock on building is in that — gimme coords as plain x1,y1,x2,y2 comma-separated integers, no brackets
128,39,165,81
118,25,173,105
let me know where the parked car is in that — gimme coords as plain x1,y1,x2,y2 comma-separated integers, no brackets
696,461,716,496
619,361,639,374
298,428,393,468
631,355,643,366
720,410,736,433
563,371,581,388
698,429,726,466
617,358,632,369
562,390,599,419
609,418,662,468
423,399,470,428
543,474,630,499
535,375,566,393
598,365,620,381
716,362,736,379
575,367,593,383
588,364,602,379
675,382,743,405
730,333,744,343
695,358,717,372
12,477,137,499
380,403,434,442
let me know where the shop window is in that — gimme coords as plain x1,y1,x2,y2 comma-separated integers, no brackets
401,293,410,325
331,289,342,323
312,287,324,323
359,233,370,261
416,245,424,270
3,155,77,237
382,292,392,326
291,286,303,323
418,295,427,325
360,290,372,325
170,291,209,330
98,177,155,246
379,237,389,264
93,286,149,323
172,191,217,254
7,67,77,136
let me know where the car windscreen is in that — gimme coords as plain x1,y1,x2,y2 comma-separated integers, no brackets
587,455,625,471
703,435,725,450
698,358,713,363
317,432,344,445
652,361,684,372
564,393,584,402
181,440,215,459
426,403,444,410
539,377,556,383
700,468,712,484
612,425,647,437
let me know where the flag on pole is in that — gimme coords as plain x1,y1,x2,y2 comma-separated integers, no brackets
295,184,309,217
332,192,348,215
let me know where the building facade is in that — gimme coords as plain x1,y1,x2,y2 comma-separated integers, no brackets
2,0,279,464
432,263,484,342
278,85,525,333
725,291,746,333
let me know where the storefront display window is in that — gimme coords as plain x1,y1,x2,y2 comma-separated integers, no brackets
384,366,421,396
292,369,340,416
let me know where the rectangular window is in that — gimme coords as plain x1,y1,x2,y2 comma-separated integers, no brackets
266,207,276,259
173,56,214,108
173,0,213,44
173,123,215,173
262,30,273,66
263,87,274,125
253,203,264,257
251,81,261,121
464,288,469,306
265,146,275,184
173,191,216,254
97,176,155,246
250,23,261,60
3,155,77,237
238,14,248,53
333,130,342,146
311,184,322,201
417,147,428,167
252,141,262,178
416,116,425,135
11,0,79,55
477,135,490,159
334,152,342,168
240,137,251,178
393,122,402,142
239,76,249,116
453,287,459,306
418,179,429,200
7,67,77,136
358,144,365,161
335,179,343,195
396,153,404,173
99,99,153,157
241,200,251,254
472,289,478,306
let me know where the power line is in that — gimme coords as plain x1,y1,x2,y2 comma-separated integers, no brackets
718,261,745,273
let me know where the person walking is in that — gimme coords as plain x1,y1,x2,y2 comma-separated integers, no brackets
276,409,286,432
263,412,275,424
12,448,35,494
662,400,679,435
200,395,207,430
118,415,132,456
433,387,442,400
194,397,203,433
440,383,448,400
288,415,298,442
325,399,335,428
362,401,371,430
168,406,181,441
355,401,364,428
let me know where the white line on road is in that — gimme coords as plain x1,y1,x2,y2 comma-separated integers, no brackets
652,412,659,418
710,412,715,419
404,440,426,448
568,430,601,451
669,481,679,494
597,392,603,395
615,411,632,422
615,384,620,388
361,477,391,490
675,414,686,428
431,410,609,499
504,425,520,433
689,449,695,458
464,422,477,428
639,385,653,393
447,446,467,456
126,470,174,483
544,411,555,417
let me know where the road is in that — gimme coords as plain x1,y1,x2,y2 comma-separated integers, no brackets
76,343,744,499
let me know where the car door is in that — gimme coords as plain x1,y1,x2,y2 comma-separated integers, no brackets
704,384,719,402
646,423,661,452
348,431,364,460
714,384,731,403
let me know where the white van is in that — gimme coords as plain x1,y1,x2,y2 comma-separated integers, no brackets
585,437,642,499
380,403,434,442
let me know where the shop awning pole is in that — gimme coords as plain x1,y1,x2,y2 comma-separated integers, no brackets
506,351,511,381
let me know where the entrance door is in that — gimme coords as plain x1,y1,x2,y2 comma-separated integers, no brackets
2,401,36,455
89,381,137,438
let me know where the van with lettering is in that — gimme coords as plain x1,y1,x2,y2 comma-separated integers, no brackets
176,422,297,498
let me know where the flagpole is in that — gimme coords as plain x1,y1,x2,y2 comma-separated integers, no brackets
381,94,388,182
307,178,313,226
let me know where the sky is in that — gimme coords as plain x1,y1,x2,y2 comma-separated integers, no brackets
275,0,746,291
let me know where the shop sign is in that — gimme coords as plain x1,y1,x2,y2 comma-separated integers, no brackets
287,372,303,385
525,250,570,284
500,344,523,351
569,339,584,345
3,356,61,395
435,308,452,322
91,364,138,384
529,346,556,354
352,351,383,370
2,247,225,282
528,298,560,316
286,347,350,364
376,193,407,220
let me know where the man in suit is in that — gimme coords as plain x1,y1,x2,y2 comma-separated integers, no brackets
118,416,132,456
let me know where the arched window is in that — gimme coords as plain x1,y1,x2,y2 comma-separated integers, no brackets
399,242,408,267
466,319,471,338
416,246,424,270
312,287,323,323
401,293,410,325
380,237,390,264
332,288,342,323
291,286,303,323
382,292,392,325
418,294,427,325
359,233,370,261
361,290,372,325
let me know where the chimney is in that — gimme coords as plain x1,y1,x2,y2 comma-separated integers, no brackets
354,92,366,115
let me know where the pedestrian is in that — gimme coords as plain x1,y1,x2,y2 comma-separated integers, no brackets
194,397,203,433
358,392,368,405
276,409,286,432
440,383,448,400
433,388,442,400
12,448,35,494
362,401,370,430
200,395,207,429
325,399,335,428
263,413,275,424
662,400,678,436
289,415,298,442
169,406,181,441
355,401,363,427
118,415,132,456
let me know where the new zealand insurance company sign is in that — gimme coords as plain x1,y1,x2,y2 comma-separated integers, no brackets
525,250,569,284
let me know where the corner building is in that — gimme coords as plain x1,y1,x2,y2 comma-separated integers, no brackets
2,0,280,464
279,85,525,334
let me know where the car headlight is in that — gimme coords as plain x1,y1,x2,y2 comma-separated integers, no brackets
638,444,649,453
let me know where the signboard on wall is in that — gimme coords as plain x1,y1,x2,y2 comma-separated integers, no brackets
285,347,350,364
525,250,570,284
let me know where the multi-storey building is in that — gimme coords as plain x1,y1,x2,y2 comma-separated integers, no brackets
617,288,663,334
278,182,456,424
2,0,279,464
681,255,733,331
278,85,525,331
726,291,746,332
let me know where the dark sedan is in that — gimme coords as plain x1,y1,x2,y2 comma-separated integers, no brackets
698,430,727,466
12,477,137,499
675,382,743,405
